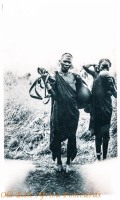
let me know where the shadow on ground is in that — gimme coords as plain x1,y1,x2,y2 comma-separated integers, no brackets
25,164,87,196
5,157,119,197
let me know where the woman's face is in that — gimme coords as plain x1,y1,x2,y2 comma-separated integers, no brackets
60,55,73,72
99,60,110,71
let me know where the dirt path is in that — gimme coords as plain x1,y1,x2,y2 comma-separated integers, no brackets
25,162,87,196
5,156,119,197
24,157,118,196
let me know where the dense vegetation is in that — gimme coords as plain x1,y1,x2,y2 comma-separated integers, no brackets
4,71,117,163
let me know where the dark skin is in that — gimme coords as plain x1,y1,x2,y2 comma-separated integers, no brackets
83,60,117,160
38,55,78,171
38,56,76,98
57,56,77,167
59,57,76,91
83,64,100,79
56,56,79,168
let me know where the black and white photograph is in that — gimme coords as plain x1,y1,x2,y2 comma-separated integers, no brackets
0,0,119,199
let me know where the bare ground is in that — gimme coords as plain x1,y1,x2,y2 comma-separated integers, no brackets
4,71,117,196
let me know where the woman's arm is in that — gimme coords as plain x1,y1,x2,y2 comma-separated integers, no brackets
83,64,96,78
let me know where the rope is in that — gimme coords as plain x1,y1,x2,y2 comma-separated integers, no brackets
29,76,51,104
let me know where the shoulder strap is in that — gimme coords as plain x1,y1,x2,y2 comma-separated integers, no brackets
29,76,52,104
73,72,88,86
29,78,43,100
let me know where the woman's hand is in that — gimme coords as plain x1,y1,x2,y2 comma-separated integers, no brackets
37,67,48,76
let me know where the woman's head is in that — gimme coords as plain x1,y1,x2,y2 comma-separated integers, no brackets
59,53,73,72
99,59,111,71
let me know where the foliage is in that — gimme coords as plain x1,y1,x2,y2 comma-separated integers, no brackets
4,71,117,162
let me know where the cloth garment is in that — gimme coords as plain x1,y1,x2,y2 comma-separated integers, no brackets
92,70,117,158
92,71,116,135
49,72,80,161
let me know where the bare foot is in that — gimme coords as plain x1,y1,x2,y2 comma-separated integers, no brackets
54,164,62,172
65,164,72,173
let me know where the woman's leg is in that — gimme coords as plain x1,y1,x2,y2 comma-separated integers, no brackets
56,140,62,165
67,135,77,164
102,136,110,160
95,134,102,160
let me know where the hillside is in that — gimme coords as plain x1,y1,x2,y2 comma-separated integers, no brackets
4,71,117,163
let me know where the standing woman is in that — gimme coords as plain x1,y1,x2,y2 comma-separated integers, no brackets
39,53,81,172
92,59,117,160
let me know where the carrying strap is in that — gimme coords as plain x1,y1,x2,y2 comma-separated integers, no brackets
81,79,88,86
73,73,88,87
29,76,51,104
43,74,51,104
29,78,43,100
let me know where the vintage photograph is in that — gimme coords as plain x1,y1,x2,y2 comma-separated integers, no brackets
1,0,118,198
